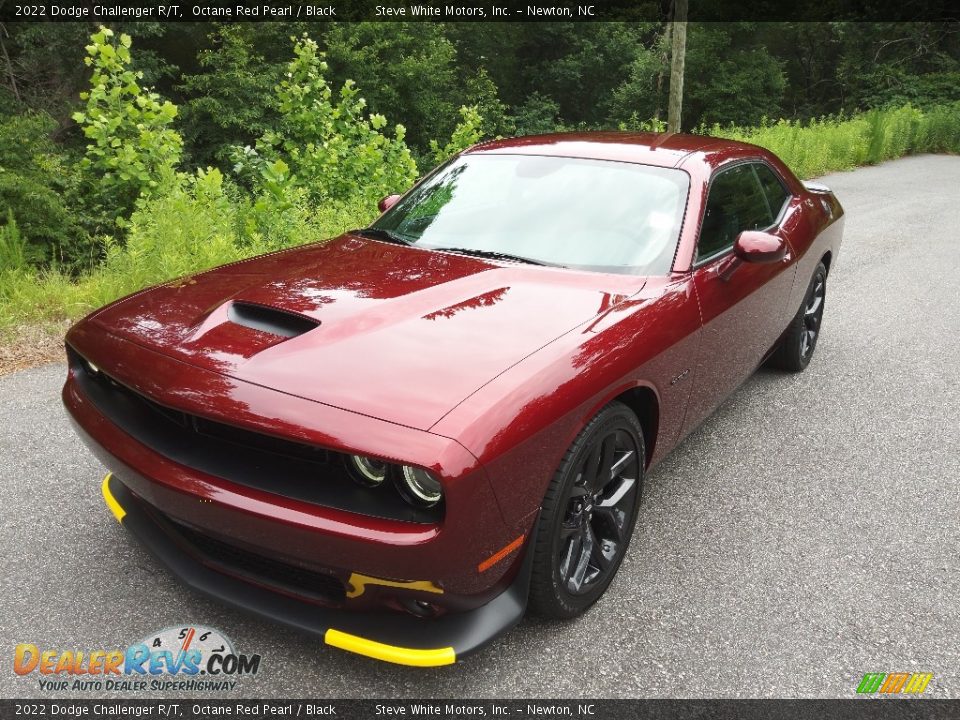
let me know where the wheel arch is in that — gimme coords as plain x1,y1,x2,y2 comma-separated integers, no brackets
821,250,833,275
613,386,659,469
581,383,660,469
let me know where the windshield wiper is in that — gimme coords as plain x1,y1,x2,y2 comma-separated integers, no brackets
432,247,549,266
350,227,410,245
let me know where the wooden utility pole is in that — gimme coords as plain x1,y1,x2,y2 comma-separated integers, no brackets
0,24,21,102
653,23,672,122
667,0,687,133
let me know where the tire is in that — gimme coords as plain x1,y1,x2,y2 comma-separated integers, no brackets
770,262,827,372
528,402,645,619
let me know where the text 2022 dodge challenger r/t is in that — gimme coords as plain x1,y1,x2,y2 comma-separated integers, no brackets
63,132,843,666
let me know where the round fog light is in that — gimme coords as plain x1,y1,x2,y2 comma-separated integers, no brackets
348,455,389,487
399,466,443,507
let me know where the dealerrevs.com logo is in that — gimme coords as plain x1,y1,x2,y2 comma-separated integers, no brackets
14,625,262,692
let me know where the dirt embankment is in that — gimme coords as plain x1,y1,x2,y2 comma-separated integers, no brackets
0,323,67,377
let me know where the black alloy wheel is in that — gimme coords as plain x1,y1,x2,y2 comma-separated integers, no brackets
770,261,828,372
800,271,826,361
529,402,644,619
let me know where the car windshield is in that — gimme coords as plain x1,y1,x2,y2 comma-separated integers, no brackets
371,154,690,276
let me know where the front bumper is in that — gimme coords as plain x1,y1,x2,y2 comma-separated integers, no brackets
63,322,530,592
63,322,540,665
103,472,533,666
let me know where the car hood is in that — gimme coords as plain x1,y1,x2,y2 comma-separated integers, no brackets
90,235,645,430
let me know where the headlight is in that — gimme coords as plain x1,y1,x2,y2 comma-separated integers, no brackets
346,455,389,487
397,465,443,507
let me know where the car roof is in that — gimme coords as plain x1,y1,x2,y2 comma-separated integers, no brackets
464,131,761,170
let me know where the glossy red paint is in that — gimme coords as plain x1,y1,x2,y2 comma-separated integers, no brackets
83,238,642,431
63,132,844,647
734,231,788,263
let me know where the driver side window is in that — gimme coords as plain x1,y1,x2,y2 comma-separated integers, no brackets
697,163,774,262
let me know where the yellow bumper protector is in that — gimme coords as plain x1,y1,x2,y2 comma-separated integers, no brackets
345,573,443,599
324,629,455,667
101,473,126,523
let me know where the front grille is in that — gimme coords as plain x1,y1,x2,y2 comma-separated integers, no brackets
164,516,347,604
68,346,443,524
135,387,332,465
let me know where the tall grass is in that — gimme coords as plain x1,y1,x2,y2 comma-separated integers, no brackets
0,211,27,272
0,181,372,338
702,103,960,179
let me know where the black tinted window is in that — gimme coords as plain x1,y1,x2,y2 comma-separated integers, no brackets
698,164,772,261
754,163,790,220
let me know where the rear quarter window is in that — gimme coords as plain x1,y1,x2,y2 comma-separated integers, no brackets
754,163,791,221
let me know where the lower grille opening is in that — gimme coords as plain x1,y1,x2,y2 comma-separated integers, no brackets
162,515,347,605
67,345,443,524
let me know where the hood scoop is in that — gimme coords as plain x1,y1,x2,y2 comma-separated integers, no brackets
227,301,320,338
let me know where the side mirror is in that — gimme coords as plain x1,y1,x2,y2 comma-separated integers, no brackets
378,194,401,213
733,231,787,264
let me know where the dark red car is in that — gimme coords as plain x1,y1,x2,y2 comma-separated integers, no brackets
63,133,843,666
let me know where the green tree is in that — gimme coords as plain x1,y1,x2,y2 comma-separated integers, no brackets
0,111,91,266
235,35,418,206
0,22,171,126
607,28,670,127
510,92,564,135
178,24,291,167
430,105,484,164
682,23,786,127
322,23,462,155
72,28,183,222
833,22,960,111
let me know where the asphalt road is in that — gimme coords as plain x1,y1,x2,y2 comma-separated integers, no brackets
2,154,959,700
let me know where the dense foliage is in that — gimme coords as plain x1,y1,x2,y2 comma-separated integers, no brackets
234,35,418,207
0,21,957,346
72,29,182,221
0,111,90,266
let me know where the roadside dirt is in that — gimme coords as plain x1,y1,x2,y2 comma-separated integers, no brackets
0,323,66,377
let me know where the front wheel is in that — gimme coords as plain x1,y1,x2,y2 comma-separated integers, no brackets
528,402,644,619
770,262,827,372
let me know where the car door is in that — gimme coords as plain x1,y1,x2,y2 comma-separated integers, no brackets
681,161,797,435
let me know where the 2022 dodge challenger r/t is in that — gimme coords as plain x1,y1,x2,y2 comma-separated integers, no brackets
63,132,843,666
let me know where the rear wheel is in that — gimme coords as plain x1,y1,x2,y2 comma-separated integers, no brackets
770,262,827,372
529,402,644,619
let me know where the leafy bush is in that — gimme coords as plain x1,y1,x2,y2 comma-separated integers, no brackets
0,176,374,335
322,23,461,154
510,92,563,136
0,112,93,267
99,169,243,296
178,25,285,168
233,36,418,208
102,167,372,297
72,28,183,221
617,115,667,133
0,28,490,340
430,105,484,164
